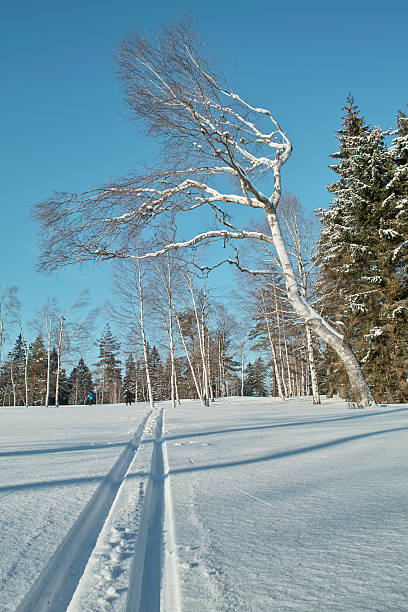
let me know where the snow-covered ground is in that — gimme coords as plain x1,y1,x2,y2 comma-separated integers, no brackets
1,398,407,611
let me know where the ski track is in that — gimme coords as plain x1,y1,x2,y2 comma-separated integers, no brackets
16,408,170,612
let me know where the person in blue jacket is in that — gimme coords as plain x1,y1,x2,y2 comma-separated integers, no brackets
88,390,96,405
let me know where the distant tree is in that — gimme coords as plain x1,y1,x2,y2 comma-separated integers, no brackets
0,286,18,366
68,357,93,405
244,358,268,396
33,298,57,407
54,292,95,407
7,334,26,406
95,324,122,404
28,336,47,405
13,310,31,407
211,307,240,397
56,368,70,405
147,344,164,401
123,353,137,401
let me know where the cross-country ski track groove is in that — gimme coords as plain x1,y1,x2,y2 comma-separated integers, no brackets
16,405,181,612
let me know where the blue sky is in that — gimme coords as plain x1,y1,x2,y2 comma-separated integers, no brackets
1,0,407,349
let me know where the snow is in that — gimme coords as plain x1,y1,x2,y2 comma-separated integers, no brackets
1,398,407,611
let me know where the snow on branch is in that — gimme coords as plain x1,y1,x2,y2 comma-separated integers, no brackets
35,19,292,272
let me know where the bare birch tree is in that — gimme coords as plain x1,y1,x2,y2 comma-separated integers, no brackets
33,21,374,407
55,292,94,406
0,286,18,366
33,298,57,407
13,310,30,408
279,195,321,404
152,254,182,408
113,260,154,408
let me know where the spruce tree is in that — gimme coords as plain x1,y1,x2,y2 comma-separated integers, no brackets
68,357,93,404
7,334,27,405
96,324,122,404
244,358,268,396
317,98,408,401
123,353,137,401
28,336,48,405
147,345,163,401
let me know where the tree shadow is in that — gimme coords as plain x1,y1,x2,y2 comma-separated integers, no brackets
163,406,408,444
0,474,104,495
163,426,408,476
0,440,126,459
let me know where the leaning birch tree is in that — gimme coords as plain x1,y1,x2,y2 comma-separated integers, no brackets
34,20,374,407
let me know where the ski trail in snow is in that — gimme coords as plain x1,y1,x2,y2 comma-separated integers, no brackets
69,404,169,612
161,409,182,612
16,412,152,612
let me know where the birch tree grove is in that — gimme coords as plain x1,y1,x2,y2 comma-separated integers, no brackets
34,20,375,407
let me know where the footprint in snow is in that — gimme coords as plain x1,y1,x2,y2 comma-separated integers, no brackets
109,527,122,544
101,567,113,581
110,550,122,563
105,586,118,600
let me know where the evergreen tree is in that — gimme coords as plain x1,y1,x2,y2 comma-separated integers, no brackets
317,98,408,401
57,368,70,405
28,335,47,405
123,353,137,401
95,324,122,404
244,358,268,396
147,344,163,401
68,357,93,404
6,334,26,405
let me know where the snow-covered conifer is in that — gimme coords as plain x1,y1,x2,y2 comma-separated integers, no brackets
317,98,408,401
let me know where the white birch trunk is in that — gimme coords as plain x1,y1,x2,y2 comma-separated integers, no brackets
137,259,154,409
10,361,16,407
260,291,285,400
55,316,64,407
173,308,204,405
306,326,321,404
186,278,210,406
266,209,375,408
240,342,244,397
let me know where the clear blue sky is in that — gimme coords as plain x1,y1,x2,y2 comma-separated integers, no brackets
1,0,407,346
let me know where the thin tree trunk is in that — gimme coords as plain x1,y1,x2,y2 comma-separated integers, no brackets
166,261,177,408
261,291,285,400
273,285,288,398
55,315,64,407
306,326,320,404
186,276,210,406
240,342,244,397
45,342,51,407
284,337,293,396
101,356,106,405
24,347,29,408
207,333,214,403
134,337,139,403
10,361,16,407
173,308,204,405
137,258,154,408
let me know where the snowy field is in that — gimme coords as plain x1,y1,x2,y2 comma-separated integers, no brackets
0,398,407,611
